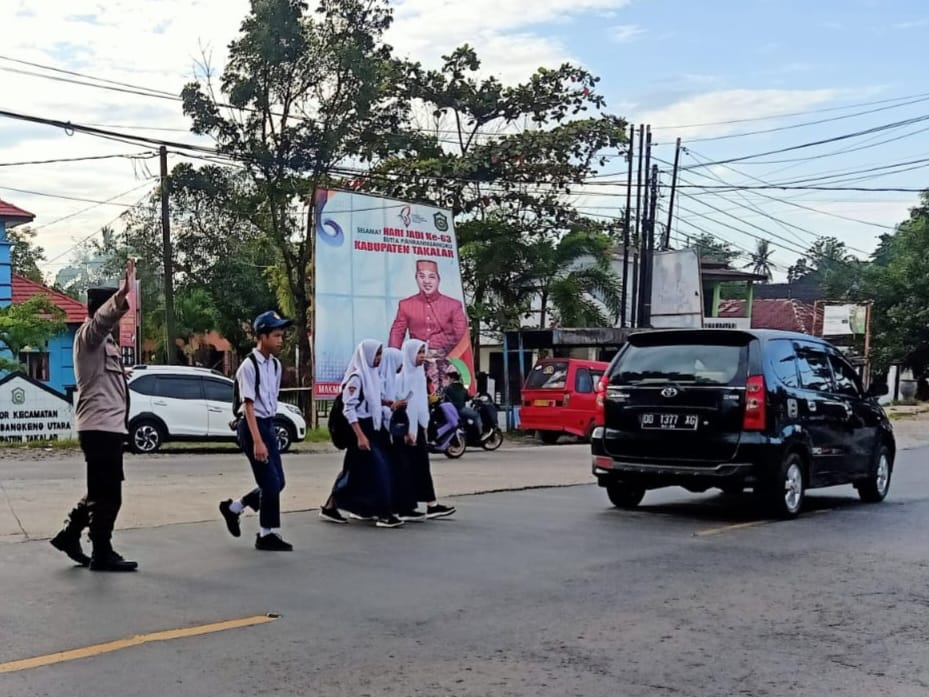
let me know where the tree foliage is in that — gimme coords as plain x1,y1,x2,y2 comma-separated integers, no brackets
360,43,627,348
7,226,46,284
0,296,65,374
745,239,775,282
181,0,413,383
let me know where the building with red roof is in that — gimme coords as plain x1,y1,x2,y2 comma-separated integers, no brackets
2,198,86,397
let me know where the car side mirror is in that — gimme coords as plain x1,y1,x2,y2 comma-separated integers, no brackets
867,382,888,398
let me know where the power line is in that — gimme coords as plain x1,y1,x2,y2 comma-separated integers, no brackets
0,183,156,207
678,93,929,143
31,180,157,232
682,113,929,170
678,150,898,238
0,152,155,167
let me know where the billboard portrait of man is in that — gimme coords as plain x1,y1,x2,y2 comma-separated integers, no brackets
389,259,469,352
389,259,470,389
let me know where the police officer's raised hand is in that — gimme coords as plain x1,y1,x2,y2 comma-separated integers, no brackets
116,258,136,304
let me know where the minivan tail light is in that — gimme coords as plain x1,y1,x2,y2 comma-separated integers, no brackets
743,375,767,431
595,375,608,425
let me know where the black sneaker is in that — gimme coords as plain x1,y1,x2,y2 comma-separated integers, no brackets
255,533,293,551
89,551,138,572
319,507,348,524
50,531,90,567
426,504,456,519
375,515,405,528
219,500,241,537
398,510,427,522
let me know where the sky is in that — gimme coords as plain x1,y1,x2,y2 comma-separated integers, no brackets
0,0,927,283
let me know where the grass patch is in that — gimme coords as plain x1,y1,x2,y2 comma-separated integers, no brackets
0,438,80,450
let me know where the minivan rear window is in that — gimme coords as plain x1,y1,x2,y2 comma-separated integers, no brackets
526,361,569,390
609,343,747,386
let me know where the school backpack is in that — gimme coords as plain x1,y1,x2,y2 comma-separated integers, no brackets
230,353,279,429
328,376,363,450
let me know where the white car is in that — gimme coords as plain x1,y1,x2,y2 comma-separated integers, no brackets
126,365,307,454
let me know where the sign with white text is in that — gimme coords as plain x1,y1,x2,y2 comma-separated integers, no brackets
0,374,74,443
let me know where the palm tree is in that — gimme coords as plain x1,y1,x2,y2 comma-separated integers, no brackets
530,229,624,328
745,239,775,281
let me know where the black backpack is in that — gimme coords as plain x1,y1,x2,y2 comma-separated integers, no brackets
231,353,279,429
329,376,363,450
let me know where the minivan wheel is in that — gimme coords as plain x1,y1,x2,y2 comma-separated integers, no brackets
762,453,805,518
857,445,892,503
606,482,646,509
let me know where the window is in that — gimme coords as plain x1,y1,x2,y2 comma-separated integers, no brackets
155,376,204,400
768,340,799,388
204,378,233,403
19,352,50,382
795,344,833,392
610,343,747,386
526,361,568,390
575,368,594,394
129,375,158,396
829,354,862,397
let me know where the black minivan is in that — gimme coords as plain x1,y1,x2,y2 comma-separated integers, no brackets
591,329,894,517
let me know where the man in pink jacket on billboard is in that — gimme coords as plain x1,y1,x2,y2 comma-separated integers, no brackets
388,260,468,353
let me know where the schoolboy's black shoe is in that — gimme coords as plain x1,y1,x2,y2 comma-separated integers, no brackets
219,499,241,537
255,533,293,551
89,551,138,572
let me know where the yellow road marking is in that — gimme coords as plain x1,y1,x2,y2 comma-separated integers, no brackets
694,520,772,537
0,615,278,674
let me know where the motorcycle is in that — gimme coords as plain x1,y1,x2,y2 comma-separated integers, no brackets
427,399,466,459
458,394,504,451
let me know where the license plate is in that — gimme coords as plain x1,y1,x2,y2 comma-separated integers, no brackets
533,399,555,407
640,413,698,431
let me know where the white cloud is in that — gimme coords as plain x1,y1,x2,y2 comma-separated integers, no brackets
893,18,929,30
632,88,846,138
610,24,645,43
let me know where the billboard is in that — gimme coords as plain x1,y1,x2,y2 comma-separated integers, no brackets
822,304,868,336
650,249,704,329
313,190,474,398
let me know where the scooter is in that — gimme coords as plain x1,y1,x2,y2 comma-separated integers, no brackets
459,395,504,451
427,400,466,459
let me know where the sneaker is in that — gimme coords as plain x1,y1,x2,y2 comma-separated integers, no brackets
426,504,456,519
398,510,427,522
319,507,348,524
255,533,293,551
347,512,376,521
50,531,91,567
89,551,138,572
375,515,405,528
219,500,241,538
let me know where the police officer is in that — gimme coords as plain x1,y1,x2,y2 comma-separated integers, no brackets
50,259,138,572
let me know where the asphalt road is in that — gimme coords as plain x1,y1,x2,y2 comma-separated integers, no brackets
1,445,928,696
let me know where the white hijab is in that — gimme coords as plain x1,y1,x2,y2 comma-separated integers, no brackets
379,347,404,424
399,339,429,434
342,339,384,429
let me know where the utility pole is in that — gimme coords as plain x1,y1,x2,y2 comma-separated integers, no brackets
630,125,645,328
620,123,635,328
637,126,652,326
664,137,682,250
642,162,659,326
159,146,176,365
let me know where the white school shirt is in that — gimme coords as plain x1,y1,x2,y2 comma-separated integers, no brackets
236,349,281,419
342,374,373,423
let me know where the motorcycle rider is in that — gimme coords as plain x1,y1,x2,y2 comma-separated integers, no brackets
443,370,488,441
